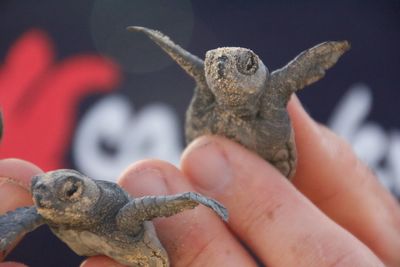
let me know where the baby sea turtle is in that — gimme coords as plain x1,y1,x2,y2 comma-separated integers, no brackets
127,26,350,178
0,169,228,266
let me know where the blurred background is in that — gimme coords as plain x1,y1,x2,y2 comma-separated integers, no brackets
0,0,399,266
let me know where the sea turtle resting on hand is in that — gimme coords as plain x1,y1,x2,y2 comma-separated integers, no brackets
127,26,350,178
0,169,228,266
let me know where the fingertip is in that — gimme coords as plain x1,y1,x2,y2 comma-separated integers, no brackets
118,159,179,197
181,135,284,197
287,94,304,116
0,262,28,267
0,158,43,189
181,136,234,194
0,159,42,214
287,95,322,149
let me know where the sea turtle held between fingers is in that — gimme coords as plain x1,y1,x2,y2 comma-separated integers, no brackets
127,26,350,178
0,169,228,266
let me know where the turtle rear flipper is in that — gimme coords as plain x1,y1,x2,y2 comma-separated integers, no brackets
0,206,44,256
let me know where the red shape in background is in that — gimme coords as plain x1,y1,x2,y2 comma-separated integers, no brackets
0,29,121,170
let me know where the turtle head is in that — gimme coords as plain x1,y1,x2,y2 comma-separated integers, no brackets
31,169,101,226
205,47,269,110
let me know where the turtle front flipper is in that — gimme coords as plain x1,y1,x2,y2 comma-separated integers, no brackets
127,26,205,83
126,26,214,98
116,192,228,235
0,206,44,256
269,41,350,104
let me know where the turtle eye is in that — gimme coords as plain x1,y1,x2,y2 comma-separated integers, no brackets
60,176,83,201
237,51,258,75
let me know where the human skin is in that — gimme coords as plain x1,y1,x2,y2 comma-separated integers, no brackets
1,96,400,267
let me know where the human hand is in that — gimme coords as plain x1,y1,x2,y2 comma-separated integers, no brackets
82,96,400,267
2,96,400,267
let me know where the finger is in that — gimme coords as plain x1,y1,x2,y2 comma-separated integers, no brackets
0,158,37,216
80,255,125,267
118,159,257,267
181,135,384,267
288,95,400,266
0,159,42,261
0,262,28,267
0,158,42,190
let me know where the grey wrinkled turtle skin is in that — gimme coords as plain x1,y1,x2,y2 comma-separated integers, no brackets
0,169,228,266
127,26,350,178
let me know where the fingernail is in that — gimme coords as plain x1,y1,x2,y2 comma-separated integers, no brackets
0,177,32,214
185,139,232,193
120,168,168,197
